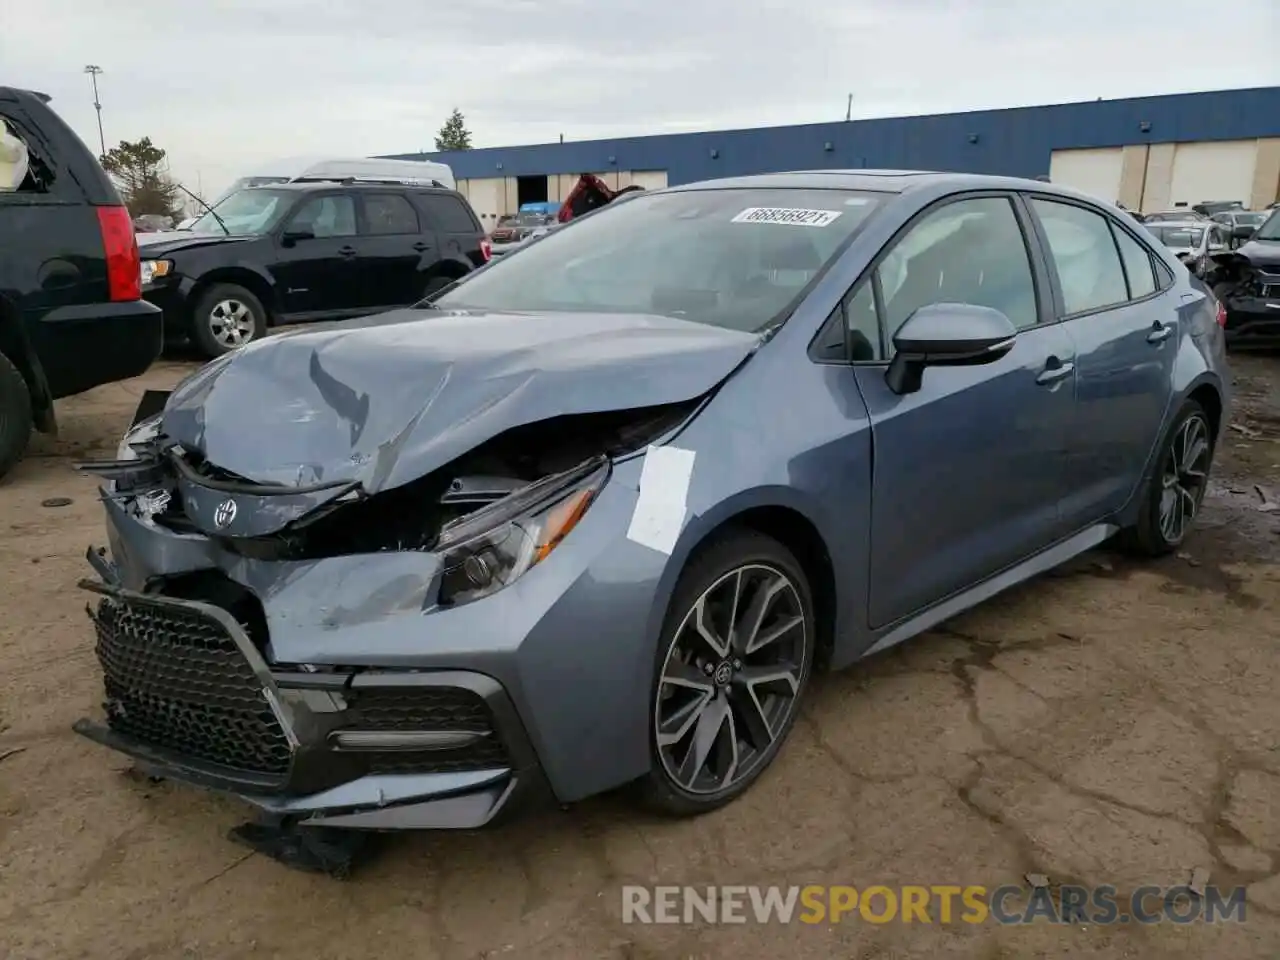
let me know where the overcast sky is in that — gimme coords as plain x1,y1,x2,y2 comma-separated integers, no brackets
4,0,1277,199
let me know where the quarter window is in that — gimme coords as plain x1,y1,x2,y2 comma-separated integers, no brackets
363,194,419,235
876,196,1039,358
1110,225,1157,299
1031,199,1128,315
419,194,480,232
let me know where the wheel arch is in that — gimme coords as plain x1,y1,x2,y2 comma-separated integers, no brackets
656,490,839,672
189,267,279,322
0,294,55,433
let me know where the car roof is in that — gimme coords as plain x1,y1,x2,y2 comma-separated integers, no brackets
664,169,1130,205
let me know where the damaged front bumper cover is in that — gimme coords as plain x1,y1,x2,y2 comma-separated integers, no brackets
72,577,551,831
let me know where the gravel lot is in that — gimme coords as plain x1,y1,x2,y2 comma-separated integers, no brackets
1,353,1279,960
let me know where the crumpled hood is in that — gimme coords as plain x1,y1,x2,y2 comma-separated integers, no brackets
1233,239,1280,268
136,231,255,255
162,308,760,494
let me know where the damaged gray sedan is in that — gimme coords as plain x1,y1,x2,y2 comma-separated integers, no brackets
75,171,1228,871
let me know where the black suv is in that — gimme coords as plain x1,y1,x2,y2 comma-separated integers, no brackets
139,180,491,357
0,87,162,479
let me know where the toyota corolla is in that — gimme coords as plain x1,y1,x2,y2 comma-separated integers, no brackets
75,170,1229,871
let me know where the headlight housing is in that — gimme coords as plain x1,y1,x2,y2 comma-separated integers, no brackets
139,259,173,286
435,458,609,607
116,413,163,460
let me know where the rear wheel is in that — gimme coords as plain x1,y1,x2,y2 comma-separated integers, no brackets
638,529,815,816
1119,399,1213,556
0,351,33,481
190,283,268,358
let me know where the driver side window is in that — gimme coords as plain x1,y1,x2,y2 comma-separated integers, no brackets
875,196,1039,358
286,194,357,238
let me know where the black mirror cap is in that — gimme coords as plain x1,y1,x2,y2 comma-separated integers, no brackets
885,303,1017,395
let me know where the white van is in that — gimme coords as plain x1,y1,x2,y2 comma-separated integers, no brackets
178,157,456,227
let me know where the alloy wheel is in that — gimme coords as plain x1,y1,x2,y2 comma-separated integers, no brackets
1159,413,1210,544
654,563,808,796
208,299,256,349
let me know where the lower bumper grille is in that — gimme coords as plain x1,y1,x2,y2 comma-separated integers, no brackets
91,596,292,777
341,687,510,774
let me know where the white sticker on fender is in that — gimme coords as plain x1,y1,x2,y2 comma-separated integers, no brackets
731,207,842,227
626,445,697,556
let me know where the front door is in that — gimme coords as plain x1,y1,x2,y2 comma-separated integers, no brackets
269,192,362,317
1025,197,1177,528
852,194,1079,628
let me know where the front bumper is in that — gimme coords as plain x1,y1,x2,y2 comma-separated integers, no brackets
142,278,197,336
76,450,669,820
74,579,550,829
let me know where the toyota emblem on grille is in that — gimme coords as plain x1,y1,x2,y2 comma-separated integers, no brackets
213,498,238,528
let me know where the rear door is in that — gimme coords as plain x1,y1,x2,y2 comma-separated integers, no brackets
355,191,428,309
269,191,362,317
852,193,1080,628
414,192,486,269
1024,195,1178,528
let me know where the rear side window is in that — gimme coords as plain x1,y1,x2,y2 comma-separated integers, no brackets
1110,225,1157,299
363,193,419,235
1031,199,1128,315
418,194,479,232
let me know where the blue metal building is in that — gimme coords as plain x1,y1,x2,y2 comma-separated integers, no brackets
390,87,1280,184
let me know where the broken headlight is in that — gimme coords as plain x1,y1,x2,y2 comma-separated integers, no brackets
434,458,609,607
116,413,163,461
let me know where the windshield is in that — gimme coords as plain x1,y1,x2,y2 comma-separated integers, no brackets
435,188,884,332
1237,212,1267,226
1254,211,1280,241
1147,226,1204,248
189,188,293,235
516,211,552,225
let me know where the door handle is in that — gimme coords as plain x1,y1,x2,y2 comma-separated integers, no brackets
338,246,357,257
1035,359,1074,385
412,242,430,252
1147,321,1174,343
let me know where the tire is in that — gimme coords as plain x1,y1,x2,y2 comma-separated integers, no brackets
637,528,816,816
1119,399,1214,557
0,351,33,481
420,275,455,301
190,283,268,359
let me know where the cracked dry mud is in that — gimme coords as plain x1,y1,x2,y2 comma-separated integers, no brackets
2,354,1279,960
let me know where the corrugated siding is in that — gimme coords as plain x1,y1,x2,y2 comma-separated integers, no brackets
385,87,1280,187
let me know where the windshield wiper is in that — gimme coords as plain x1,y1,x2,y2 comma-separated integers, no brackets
175,181,230,236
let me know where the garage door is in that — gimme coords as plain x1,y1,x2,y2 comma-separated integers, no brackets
1048,148,1123,203
628,170,669,190
463,177,504,230
1169,141,1257,209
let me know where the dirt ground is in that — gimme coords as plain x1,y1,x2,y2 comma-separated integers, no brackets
1,353,1279,960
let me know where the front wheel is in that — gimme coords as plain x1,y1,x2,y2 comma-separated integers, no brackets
637,529,815,816
190,283,268,358
1119,399,1214,556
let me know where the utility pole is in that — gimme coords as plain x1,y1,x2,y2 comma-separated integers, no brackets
845,93,853,122
84,65,106,159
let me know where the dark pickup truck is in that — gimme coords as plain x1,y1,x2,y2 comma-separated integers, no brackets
0,87,162,478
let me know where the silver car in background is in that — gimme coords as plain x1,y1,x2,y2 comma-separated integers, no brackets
1143,220,1229,277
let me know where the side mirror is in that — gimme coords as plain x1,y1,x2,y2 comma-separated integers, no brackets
885,303,1017,395
281,227,314,246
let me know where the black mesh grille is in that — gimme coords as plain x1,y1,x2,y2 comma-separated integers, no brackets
92,597,292,777
343,687,509,774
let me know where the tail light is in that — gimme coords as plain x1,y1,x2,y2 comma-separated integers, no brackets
480,239,492,262
97,206,141,301
1216,301,1227,328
